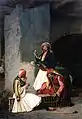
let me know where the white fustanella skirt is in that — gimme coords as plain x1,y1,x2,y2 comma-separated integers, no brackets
12,88,41,113
33,69,48,91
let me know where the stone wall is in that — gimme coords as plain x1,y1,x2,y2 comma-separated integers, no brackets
0,13,4,58
4,6,21,92
19,4,50,62
51,14,82,43
0,28,2,58
4,4,50,92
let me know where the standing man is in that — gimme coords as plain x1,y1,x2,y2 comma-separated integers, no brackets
33,42,57,91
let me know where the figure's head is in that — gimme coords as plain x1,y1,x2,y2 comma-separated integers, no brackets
41,42,51,52
47,69,61,80
18,69,26,78
47,69,54,79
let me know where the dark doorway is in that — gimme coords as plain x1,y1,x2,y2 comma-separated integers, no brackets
52,33,82,87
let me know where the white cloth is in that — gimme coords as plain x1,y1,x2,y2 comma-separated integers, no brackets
33,69,48,91
12,87,41,113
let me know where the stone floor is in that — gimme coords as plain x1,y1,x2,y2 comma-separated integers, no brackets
0,95,82,119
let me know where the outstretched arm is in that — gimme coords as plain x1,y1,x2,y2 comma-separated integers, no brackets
34,50,41,60
56,76,64,97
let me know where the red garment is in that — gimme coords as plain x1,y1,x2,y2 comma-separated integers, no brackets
38,73,65,97
39,82,54,95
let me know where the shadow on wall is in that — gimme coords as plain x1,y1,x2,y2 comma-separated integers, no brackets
51,33,82,87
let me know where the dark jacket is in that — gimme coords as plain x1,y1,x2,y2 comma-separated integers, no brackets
35,51,57,69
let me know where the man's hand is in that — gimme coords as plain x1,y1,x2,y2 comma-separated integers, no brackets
34,50,40,59
25,83,30,89
16,96,20,102
34,50,38,57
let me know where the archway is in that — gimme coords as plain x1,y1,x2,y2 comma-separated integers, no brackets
52,33,82,87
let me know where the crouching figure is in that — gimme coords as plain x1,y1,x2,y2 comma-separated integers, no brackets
37,68,72,108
